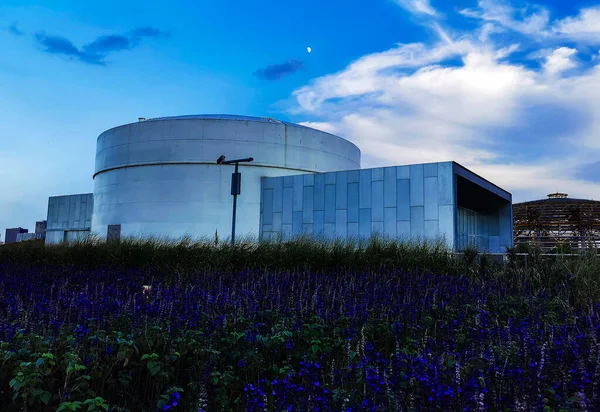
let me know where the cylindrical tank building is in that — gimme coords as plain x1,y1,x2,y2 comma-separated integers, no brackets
91,115,361,241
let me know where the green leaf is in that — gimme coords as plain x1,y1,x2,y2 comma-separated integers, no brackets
30,388,42,397
141,354,150,361
40,391,51,405
9,379,20,391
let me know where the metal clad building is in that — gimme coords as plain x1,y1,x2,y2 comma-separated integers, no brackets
260,162,513,253
91,115,360,241
45,194,94,244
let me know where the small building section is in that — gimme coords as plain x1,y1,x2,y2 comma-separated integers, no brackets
35,220,47,236
4,227,28,244
260,162,513,253
16,232,44,242
513,193,600,251
45,194,94,244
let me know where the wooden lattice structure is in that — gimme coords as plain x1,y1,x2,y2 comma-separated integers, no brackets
513,193,600,251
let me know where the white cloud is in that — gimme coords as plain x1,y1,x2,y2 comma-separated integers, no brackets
460,0,550,37
396,0,437,16
291,4,600,203
553,6,600,43
543,47,577,75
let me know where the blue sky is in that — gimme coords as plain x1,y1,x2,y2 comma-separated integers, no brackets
2,0,600,238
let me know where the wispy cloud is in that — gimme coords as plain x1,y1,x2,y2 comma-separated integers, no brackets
35,27,168,65
254,59,303,81
395,0,437,16
8,22,23,36
461,1,600,46
460,0,550,37
291,1,600,203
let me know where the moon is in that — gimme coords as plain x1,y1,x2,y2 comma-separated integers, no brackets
307,46,312,53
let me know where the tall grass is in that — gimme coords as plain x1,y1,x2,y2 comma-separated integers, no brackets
0,234,455,276
2,235,600,308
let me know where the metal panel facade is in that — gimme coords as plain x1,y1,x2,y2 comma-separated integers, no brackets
261,162,458,249
260,161,512,252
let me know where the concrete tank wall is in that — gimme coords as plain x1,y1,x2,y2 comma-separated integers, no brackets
91,116,361,241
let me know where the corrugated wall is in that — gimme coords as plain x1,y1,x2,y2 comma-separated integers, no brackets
45,193,94,244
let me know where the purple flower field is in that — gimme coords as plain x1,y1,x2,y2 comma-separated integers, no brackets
1,251,599,411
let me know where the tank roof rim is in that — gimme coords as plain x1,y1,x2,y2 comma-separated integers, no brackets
96,114,358,150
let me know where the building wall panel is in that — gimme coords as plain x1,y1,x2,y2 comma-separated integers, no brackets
336,172,348,209
438,205,455,249
372,168,384,182
347,222,359,238
397,180,410,221
397,165,409,179
347,183,359,223
324,185,336,223
384,167,397,207
324,223,335,239
371,181,384,222
313,174,325,211
283,188,293,224
384,207,396,237
397,221,411,238
437,162,454,206
424,220,439,239
424,177,439,221
273,178,283,213
424,163,438,177
359,208,371,238
410,206,425,237
336,210,347,238
410,164,424,206
303,186,314,224
372,221,384,235
314,211,325,236
359,170,371,208
272,212,282,233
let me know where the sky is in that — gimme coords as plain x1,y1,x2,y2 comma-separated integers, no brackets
2,0,600,238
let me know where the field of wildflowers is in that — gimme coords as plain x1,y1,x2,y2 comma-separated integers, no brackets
1,237,600,411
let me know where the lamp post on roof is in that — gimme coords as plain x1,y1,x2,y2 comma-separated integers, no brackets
216,155,254,247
